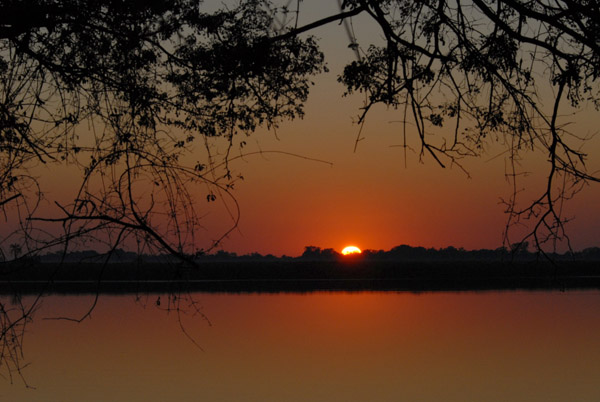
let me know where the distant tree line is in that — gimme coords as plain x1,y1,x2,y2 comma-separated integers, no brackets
13,243,600,264
296,244,600,262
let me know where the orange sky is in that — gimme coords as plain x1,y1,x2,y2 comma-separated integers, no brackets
192,2,600,256
206,87,600,256
3,1,599,257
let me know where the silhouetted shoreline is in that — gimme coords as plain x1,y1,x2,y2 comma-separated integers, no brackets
1,260,599,294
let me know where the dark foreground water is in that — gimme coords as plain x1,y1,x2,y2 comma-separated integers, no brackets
2,290,600,401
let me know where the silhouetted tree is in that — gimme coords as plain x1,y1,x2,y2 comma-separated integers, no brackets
2,0,600,262
9,243,21,259
301,245,323,259
320,248,339,259
300,246,340,260
0,0,327,383
0,0,325,262
2,0,600,382
328,0,599,254
300,0,599,254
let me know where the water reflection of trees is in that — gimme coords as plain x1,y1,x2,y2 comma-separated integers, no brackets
1,293,39,386
1,284,211,385
3,0,600,385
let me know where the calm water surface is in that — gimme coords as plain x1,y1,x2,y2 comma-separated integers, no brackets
2,290,600,401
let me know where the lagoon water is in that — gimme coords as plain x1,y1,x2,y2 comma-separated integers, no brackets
3,290,600,401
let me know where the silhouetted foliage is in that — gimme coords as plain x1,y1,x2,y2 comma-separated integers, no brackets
300,245,340,260
0,0,326,265
331,0,599,254
0,0,328,383
2,244,600,292
17,243,599,265
2,0,600,262
2,0,600,384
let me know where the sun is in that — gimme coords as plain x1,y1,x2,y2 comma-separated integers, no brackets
341,246,362,256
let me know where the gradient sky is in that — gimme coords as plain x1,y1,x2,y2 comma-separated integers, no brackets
5,0,599,257
194,0,600,256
